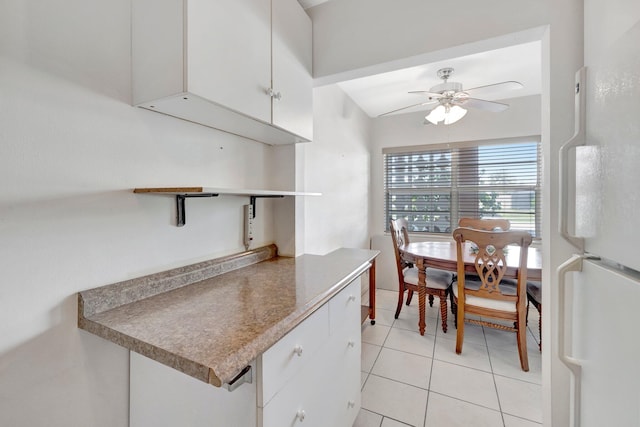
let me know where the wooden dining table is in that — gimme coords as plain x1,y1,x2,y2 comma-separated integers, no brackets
399,241,542,335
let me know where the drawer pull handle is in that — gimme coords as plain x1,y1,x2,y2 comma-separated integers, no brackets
296,409,306,421
348,295,356,302
293,345,304,356
348,400,355,408
348,340,355,348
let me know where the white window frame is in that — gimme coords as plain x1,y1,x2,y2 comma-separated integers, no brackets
383,135,542,238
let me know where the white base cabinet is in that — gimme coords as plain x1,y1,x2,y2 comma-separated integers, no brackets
258,279,361,427
130,279,362,427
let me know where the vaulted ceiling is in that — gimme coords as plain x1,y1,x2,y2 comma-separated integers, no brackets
297,0,334,9
298,1,542,119
337,41,541,118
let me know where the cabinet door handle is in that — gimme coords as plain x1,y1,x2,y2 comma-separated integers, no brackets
223,365,252,392
293,345,303,356
296,409,306,421
348,400,356,408
348,295,356,302
348,340,355,348
266,88,282,100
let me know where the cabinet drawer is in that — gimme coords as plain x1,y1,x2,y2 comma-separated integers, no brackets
327,335,361,427
329,279,361,335
260,352,333,427
258,303,329,406
262,318,361,427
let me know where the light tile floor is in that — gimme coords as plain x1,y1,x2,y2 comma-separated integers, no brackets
355,289,542,427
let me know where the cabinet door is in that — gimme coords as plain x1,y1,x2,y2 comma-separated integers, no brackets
328,323,362,426
130,352,257,427
271,0,313,141
329,279,362,335
328,281,362,426
187,0,271,123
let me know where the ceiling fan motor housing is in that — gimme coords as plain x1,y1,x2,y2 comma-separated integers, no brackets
430,81,463,95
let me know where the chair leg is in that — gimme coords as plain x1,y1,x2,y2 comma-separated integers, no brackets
450,290,457,313
528,298,542,352
537,304,542,352
516,309,530,372
516,299,531,330
455,298,464,354
394,285,405,319
439,295,448,333
406,289,414,306
450,293,458,328
418,286,426,336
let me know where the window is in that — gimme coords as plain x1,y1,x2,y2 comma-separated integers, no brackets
384,137,541,237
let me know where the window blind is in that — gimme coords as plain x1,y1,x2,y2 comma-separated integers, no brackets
384,137,541,237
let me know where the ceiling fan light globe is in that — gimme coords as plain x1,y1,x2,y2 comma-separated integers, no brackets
444,105,467,124
425,105,446,124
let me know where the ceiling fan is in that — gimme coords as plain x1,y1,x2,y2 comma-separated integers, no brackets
378,67,523,125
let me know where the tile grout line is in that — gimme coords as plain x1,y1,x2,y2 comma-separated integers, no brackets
367,290,542,426
484,325,508,427
422,308,444,427
360,296,394,391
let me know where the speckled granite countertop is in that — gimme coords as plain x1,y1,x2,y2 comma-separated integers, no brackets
78,245,378,387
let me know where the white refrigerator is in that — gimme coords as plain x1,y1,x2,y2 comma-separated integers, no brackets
556,1,640,426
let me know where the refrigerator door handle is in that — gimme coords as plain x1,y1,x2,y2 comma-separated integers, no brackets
557,254,587,427
558,67,586,251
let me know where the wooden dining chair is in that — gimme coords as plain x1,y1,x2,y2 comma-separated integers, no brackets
451,227,533,371
459,218,542,352
458,217,511,231
390,218,453,334
452,218,511,320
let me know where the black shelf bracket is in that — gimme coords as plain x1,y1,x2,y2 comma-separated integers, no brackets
249,195,284,219
176,194,219,227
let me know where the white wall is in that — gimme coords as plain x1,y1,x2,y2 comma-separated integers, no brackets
0,1,296,426
301,84,373,255
309,1,584,425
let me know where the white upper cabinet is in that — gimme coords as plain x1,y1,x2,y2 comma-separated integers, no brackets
132,0,313,145
271,0,313,141
187,0,272,124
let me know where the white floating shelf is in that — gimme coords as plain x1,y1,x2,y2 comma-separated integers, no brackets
134,187,320,196
133,187,321,226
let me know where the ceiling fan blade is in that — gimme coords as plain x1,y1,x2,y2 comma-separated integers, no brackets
464,80,524,94
407,91,445,99
377,100,438,117
457,97,510,112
